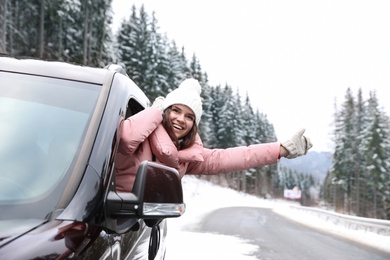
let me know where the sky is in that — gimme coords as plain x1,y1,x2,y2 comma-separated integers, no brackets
111,0,390,152
164,175,390,259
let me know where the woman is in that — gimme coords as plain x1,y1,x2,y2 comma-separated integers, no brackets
115,78,313,192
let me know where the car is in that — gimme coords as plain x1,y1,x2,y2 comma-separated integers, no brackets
0,57,185,259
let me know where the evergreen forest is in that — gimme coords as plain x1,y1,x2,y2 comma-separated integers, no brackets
323,89,390,219
1,0,389,220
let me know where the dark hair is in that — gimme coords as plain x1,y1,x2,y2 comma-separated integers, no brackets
162,107,198,150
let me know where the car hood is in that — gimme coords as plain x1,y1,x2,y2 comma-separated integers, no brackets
0,219,46,247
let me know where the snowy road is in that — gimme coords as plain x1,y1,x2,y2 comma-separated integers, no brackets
198,206,390,260
164,176,390,260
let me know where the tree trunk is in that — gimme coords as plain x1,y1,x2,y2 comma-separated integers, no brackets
8,0,14,55
254,171,259,195
0,0,7,53
373,183,377,218
38,0,44,58
241,171,246,192
58,16,62,60
355,169,360,215
83,7,89,65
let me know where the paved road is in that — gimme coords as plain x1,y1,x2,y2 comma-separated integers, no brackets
197,206,390,260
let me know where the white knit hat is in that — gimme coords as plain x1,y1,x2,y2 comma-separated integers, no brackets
163,78,203,125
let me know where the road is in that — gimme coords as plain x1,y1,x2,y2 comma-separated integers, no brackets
197,207,390,260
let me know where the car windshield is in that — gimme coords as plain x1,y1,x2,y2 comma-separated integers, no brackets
0,71,101,220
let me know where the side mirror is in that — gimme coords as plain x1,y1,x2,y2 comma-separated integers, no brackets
106,161,185,233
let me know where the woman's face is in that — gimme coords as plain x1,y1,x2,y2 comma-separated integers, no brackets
168,104,195,139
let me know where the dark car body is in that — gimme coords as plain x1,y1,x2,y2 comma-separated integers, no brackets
0,57,185,259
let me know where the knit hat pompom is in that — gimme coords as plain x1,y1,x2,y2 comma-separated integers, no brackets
163,78,203,125
180,78,202,95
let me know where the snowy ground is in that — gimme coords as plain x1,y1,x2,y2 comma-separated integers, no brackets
164,175,390,259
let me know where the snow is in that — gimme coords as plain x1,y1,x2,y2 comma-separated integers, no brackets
165,175,390,259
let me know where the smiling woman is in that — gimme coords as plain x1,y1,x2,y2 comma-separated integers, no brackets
115,77,312,195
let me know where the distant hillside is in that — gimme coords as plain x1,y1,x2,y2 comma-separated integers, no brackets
279,151,333,182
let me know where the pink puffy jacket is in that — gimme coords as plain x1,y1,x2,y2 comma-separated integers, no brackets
115,107,281,192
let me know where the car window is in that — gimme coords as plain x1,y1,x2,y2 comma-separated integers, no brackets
0,72,101,217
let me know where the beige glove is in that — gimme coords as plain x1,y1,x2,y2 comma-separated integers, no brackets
282,128,313,159
152,96,165,113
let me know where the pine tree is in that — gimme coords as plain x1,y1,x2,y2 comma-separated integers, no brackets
6,0,40,56
189,53,203,81
198,78,213,147
353,88,365,216
166,41,189,91
132,4,150,92
332,88,357,213
240,93,258,192
116,5,142,88
144,12,171,100
326,88,390,219
241,93,257,146
202,86,220,148
208,85,226,149
360,91,390,219
55,0,84,62
218,84,238,148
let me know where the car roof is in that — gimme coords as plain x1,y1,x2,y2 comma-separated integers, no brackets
0,57,108,84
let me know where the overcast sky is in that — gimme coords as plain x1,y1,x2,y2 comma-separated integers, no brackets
112,0,390,152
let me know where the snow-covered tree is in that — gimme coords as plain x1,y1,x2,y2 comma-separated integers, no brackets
360,91,390,218
326,88,390,219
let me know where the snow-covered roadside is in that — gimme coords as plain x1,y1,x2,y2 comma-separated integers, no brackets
273,204,390,254
165,175,390,259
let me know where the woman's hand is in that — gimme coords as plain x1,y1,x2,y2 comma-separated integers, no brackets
281,128,313,159
152,96,165,113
